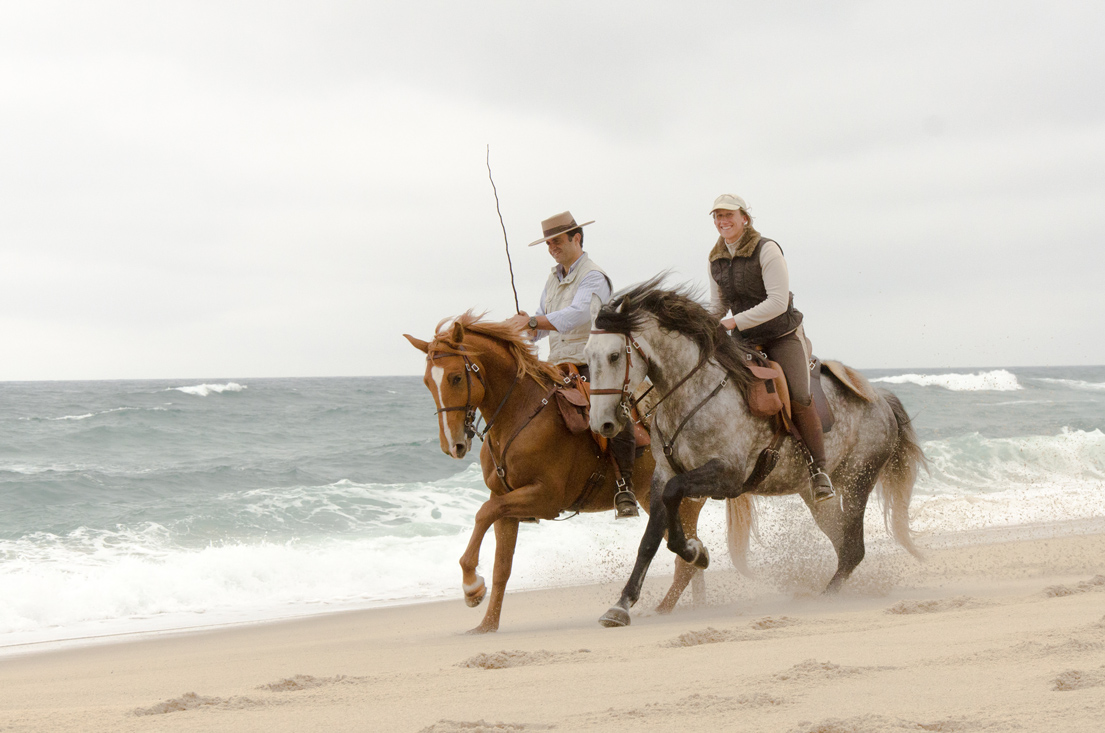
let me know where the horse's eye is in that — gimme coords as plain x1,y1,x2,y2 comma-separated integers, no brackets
609,352,620,364
451,374,462,386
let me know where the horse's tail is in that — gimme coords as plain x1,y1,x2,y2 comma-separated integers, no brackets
877,390,928,560
725,494,758,577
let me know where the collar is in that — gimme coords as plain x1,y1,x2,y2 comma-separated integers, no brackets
708,225,762,262
554,251,588,280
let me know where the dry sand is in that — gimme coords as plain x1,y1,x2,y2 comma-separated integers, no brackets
2,527,1104,733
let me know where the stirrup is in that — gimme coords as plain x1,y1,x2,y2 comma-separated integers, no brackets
810,470,835,502
614,480,639,519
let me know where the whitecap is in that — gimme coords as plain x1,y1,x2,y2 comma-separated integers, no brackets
168,383,247,397
1035,378,1105,392
870,369,1021,391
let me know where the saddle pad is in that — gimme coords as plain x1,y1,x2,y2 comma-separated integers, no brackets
821,360,878,402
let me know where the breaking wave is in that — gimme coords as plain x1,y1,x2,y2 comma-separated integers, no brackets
870,369,1021,391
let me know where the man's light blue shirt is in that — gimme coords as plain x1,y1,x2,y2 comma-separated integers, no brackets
533,252,612,341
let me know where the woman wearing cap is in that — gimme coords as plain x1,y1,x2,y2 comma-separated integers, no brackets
707,194,834,501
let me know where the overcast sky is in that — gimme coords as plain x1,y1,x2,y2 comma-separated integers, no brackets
2,1,1102,381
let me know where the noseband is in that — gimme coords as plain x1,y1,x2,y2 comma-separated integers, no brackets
588,330,649,421
587,328,724,473
430,348,484,439
429,346,520,441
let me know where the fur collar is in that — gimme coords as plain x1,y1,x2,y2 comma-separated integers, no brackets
708,224,762,262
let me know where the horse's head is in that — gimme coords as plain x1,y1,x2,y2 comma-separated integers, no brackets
404,319,486,459
585,293,650,438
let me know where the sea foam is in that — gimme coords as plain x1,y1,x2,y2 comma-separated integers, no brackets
870,369,1021,391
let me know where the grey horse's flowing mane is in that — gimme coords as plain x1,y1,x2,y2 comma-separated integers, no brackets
593,275,759,395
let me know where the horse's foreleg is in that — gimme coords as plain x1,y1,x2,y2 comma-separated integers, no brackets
656,497,706,614
599,475,669,628
467,517,519,634
458,501,498,610
459,487,559,624
662,459,727,569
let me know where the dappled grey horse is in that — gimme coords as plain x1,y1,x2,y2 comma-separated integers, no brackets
585,278,926,627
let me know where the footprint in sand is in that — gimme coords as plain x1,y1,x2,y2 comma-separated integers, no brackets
773,659,896,682
257,674,357,692
419,720,553,732
458,649,591,669
789,713,985,732
749,615,799,630
664,618,799,648
132,691,266,716
885,596,980,614
1052,665,1105,691
1044,574,1105,598
663,627,739,647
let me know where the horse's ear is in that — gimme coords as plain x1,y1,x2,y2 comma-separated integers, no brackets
616,296,631,313
403,334,430,353
589,293,603,323
452,320,465,343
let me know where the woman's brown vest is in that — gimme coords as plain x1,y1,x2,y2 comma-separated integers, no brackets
710,237,803,343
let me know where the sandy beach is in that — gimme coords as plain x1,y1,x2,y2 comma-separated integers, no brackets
2,525,1104,733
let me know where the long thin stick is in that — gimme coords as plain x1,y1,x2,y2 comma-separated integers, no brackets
486,144,520,314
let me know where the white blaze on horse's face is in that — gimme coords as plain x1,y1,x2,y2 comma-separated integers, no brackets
423,357,476,459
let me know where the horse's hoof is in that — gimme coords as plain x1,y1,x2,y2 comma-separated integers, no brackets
465,623,497,634
463,576,486,607
599,606,631,627
687,539,710,570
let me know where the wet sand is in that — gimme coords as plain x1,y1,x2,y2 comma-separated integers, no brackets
2,527,1104,732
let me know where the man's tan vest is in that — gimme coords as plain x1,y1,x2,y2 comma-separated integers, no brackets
544,253,610,365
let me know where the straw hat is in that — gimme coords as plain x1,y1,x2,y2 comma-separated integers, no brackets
527,211,595,247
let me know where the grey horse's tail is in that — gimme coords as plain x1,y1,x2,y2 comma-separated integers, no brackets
725,494,757,577
878,390,928,560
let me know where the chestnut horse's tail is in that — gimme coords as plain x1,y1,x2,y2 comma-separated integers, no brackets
725,494,758,577
877,390,928,560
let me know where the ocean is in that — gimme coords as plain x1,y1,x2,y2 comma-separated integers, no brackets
1,366,1103,653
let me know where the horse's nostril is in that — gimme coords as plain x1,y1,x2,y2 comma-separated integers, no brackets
602,422,615,434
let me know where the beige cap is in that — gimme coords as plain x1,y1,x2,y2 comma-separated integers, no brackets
710,193,748,214
527,211,595,247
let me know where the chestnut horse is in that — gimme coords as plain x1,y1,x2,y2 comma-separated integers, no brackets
405,312,707,633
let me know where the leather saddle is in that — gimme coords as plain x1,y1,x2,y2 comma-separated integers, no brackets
742,355,835,433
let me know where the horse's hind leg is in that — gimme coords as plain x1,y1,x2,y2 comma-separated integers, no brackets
811,468,875,593
656,497,706,614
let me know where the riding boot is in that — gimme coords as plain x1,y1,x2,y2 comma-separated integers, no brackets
790,399,834,502
610,425,640,518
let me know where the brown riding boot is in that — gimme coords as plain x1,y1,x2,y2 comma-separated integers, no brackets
611,426,640,518
790,400,835,502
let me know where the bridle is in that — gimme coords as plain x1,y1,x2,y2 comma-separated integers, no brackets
429,346,519,441
587,330,648,423
588,328,726,474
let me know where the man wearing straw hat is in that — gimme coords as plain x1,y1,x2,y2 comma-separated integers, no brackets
506,211,639,518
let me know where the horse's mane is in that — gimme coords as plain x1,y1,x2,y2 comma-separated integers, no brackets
593,275,758,394
429,311,563,385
